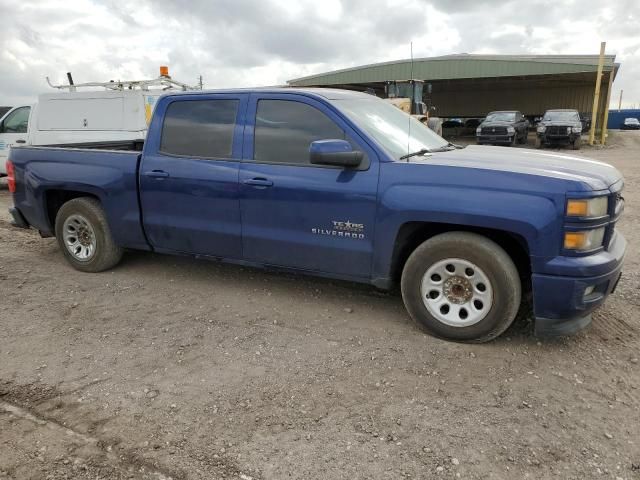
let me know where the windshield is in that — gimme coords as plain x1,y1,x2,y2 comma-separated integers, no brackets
485,112,515,122
334,98,448,160
543,111,580,122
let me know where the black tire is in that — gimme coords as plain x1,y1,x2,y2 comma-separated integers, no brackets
54,197,123,272
400,232,521,343
519,130,528,144
572,137,581,150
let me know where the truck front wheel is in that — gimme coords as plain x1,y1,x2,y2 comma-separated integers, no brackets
400,232,521,343
54,197,123,272
572,136,581,150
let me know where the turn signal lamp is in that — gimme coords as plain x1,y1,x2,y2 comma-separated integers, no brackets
564,228,605,251
566,197,608,218
566,199,588,216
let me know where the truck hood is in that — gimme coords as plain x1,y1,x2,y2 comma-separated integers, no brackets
417,145,621,191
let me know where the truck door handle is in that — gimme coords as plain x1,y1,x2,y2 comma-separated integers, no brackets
144,170,170,178
243,177,273,187
15,139,26,144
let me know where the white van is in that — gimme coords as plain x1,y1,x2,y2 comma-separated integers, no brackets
0,105,31,175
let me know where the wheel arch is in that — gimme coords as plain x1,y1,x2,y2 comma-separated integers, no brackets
389,221,531,291
44,189,103,234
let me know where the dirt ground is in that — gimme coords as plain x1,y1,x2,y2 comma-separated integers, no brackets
0,132,639,480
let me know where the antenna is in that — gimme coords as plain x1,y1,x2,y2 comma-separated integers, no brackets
406,42,414,161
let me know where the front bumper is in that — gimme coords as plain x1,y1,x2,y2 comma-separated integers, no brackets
538,133,579,144
477,135,514,144
9,207,30,229
532,232,626,336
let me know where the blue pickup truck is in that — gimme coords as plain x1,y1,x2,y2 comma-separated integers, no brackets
7,88,626,342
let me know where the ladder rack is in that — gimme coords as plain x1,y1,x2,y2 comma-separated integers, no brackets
45,75,196,92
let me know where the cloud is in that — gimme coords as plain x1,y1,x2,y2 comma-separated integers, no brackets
0,0,638,108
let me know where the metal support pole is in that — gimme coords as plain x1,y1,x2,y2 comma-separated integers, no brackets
600,71,614,145
618,90,623,111
589,42,606,145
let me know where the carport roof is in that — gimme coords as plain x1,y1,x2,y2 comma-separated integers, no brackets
287,54,619,86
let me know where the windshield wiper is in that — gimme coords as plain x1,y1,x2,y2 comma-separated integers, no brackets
427,143,462,153
399,148,431,160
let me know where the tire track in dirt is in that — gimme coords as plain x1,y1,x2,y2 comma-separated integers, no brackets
0,398,182,480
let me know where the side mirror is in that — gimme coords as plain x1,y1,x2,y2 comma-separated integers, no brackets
309,139,363,168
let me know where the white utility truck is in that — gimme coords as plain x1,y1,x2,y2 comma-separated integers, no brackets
1,67,195,176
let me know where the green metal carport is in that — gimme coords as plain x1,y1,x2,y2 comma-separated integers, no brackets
287,54,619,124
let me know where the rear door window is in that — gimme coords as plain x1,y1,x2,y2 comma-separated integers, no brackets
160,99,239,158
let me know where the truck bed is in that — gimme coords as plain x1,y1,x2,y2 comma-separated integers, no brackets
8,145,149,250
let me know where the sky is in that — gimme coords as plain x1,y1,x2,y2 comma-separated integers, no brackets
0,0,639,108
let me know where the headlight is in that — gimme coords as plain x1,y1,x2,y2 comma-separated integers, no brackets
567,127,572,134
573,126,582,133
476,126,482,134
566,197,608,218
537,125,546,133
507,126,515,133
564,228,605,251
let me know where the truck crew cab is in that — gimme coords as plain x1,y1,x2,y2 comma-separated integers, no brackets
7,88,626,343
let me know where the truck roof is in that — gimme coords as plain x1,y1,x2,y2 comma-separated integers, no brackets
162,87,372,100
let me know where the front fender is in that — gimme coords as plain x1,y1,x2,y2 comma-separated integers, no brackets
372,184,561,282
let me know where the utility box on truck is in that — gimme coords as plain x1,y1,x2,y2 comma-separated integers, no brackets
29,91,162,147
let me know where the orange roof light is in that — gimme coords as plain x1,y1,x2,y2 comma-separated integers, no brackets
160,66,169,77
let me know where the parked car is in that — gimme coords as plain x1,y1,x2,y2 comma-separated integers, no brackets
476,111,529,146
464,118,482,130
8,88,626,343
622,117,640,130
0,105,31,176
536,109,583,150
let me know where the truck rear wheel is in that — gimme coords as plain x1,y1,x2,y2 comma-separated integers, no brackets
54,197,123,272
400,232,521,343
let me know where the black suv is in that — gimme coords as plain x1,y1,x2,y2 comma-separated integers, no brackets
476,111,529,146
536,109,582,150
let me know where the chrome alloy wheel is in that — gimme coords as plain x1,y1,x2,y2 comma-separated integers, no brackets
420,258,493,327
63,214,96,261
